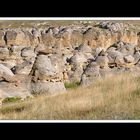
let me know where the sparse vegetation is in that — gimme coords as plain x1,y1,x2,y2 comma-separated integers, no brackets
3,97,21,103
0,73,140,120
0,20,139,29
0,20,87,28
64,81,80,89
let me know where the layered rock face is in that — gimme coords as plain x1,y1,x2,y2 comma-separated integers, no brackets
0,21,140,98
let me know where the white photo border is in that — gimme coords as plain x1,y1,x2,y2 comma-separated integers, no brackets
0,17,140,123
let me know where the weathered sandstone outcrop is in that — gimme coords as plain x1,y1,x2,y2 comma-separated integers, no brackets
0,21,140,99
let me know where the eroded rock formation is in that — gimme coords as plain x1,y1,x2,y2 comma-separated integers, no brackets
0,21,140,99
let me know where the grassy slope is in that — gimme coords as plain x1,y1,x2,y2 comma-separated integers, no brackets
0,72,140,120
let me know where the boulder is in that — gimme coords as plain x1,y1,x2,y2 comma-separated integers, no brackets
33,55,57,80
67,65,84,83
10,45,25,58
118,43,135,55
124,55,134,63
0,46,9,60
0,64,14,81
0,30,6,46
75,44,94,61
31,80,66,95
95,54,109,69
92,47,104,59
75,44,92,53
6,30,30,47
69,30,83,49
11,60,34,75
49,54,65,74
23,30,39,47
69,52,87,65
41,30,56,47
80,62,100,86
99,21,125,32
0,75,31,99
115,55,125,67
107,50,123,65
35,43,53,54
0,82,31,99
67,51,88,83
0,59,17,69
21,47,36,59
133,51,140,64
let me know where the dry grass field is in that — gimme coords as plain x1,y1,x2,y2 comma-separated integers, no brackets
0,72,140,120
0,20,139,28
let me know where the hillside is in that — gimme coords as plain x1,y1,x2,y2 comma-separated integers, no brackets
0,20,140,120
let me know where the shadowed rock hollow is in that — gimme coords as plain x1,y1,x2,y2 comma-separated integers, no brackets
0,21,140,99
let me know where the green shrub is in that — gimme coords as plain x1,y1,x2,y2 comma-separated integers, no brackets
3,97,21,103
64,81,80,89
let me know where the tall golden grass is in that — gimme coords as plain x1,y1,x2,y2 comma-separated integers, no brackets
0,72,140,120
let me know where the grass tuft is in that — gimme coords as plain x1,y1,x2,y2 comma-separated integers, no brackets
3,97,21,103
64,81,80,89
